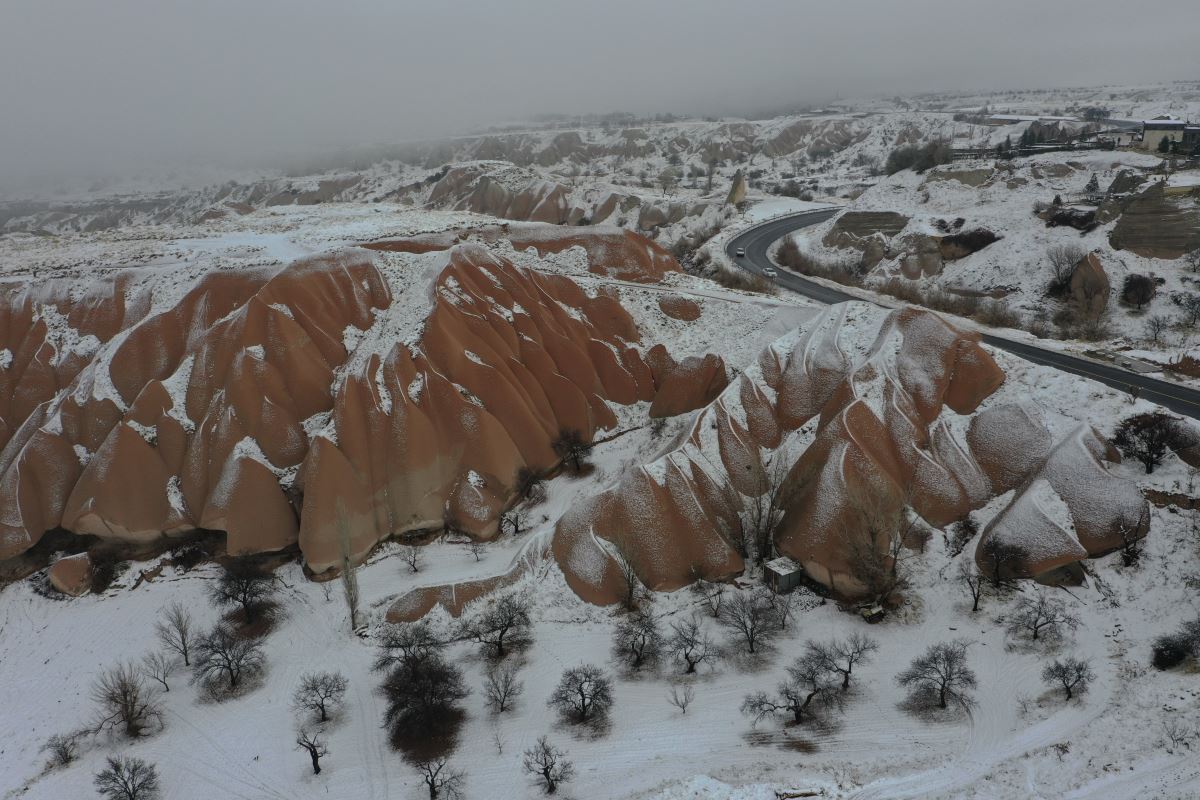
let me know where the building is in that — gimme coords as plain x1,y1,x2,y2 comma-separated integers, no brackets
763,556,804,594
1139,116,1187,152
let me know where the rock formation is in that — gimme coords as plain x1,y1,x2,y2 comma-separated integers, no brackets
0,226,726,575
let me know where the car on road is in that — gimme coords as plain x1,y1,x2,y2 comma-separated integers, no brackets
735,247,745,257
762,268,777,278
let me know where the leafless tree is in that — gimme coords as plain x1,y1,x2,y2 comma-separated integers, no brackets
552,428,593,474
154,601,195,667
1118,524,1143,567
380,650,468,741
94,756,160,800
979,537,1029,588
742,649,843,726
1113,411,1196,474
402,544,423,573
896,639,977,711
208,557,276,625
499,507,526,538
293,671,348,722
295,728,328,775
1163,718,1194,750
140,652,173,692
843,494,914,604
740,458,793,563
467,540,485,561
41,732,81,769
483,663,524,713
720,589,782,654
1042,657,1095,701
612,607,662,670
609,534,643,611
91,663,162,738
957,560,987,613
416,757,465,799
192,624,266,694
1145,314,1171,343
523,736,574,795
1122,273,1156,310
549,664,613,723
768,589,799,631
459,592,533,659
336,499,360,630
513,466,546,505
812,633,880,691
690,572,726,618
667,615,719,674
1046,244,1085,294
667,682,695,714
1179,292,1200,326
375,621,444,672
1007,591,1080,642
1185,249,1200,274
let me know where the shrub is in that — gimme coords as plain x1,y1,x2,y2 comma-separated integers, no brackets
885,140,953,175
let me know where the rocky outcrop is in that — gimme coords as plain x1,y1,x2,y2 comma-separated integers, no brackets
1109,183,1200,259
547,304,1146,606
726,170,747,206
428,164,573,224
0,227,717,573
657,295,702,321
48,553,92,596
824,212,910,249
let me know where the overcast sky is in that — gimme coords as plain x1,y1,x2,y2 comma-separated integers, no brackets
2,0,1197,193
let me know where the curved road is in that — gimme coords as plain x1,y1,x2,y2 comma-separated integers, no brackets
727,210,1200,420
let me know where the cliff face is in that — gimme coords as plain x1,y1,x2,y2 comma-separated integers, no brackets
0,228,726,573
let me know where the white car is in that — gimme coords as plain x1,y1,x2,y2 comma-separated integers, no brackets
735,247,746,257
762,268,777,279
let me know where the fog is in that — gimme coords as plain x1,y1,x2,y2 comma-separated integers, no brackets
2,0,1197,194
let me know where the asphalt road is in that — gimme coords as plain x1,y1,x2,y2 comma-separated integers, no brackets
726,209,1200,421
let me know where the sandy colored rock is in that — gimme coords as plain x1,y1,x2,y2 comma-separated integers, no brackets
48,553,92,596
1069,252,1110,316
657,295,702,321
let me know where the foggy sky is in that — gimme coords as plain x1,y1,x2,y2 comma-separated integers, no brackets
2,0,1198,194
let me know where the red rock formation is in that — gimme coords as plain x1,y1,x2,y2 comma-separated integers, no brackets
48,553,92,596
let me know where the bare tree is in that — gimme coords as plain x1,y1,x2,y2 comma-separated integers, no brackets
1145,315,1171,343
812,633,880,691
1163,718,1194,750
552,428,593,474
208,557,276,625
1113,412,1196,474
667,682,695,714
192,624,266,694
1185,249,1200,274
416,757,465,800
690,573,726,618
768,589,799,631
896,640,977,711
140,652,173,692
1042,657,1095,701
467,540,485,561
741,649,843,726
612,608,661,670
740,458,792,563
375,621,444,672
979,537,1029,588
957,560,987,613
720,590,781,654
843,494,914,604
483,663,524,713
608,533,645,611
513,466,545,505
380,649,469,742
549,664,613,723
41,732,81,769
1007,591,1080,642
94,756,160,800
1046,244,1085,295
667,615,719,674
1122,274,1156,310
459,592,533,659
1179,292,1200,326
499,507,525,537
292,671,348,722
523,736,574,794
292,728,327,774
91,663,162,738
336,499,360,630
154,601,195,667
402,544,423,574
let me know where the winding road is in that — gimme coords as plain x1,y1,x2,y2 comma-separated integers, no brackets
727,210,1200,420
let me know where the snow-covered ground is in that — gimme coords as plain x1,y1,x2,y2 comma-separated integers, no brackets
4,303,1200,800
